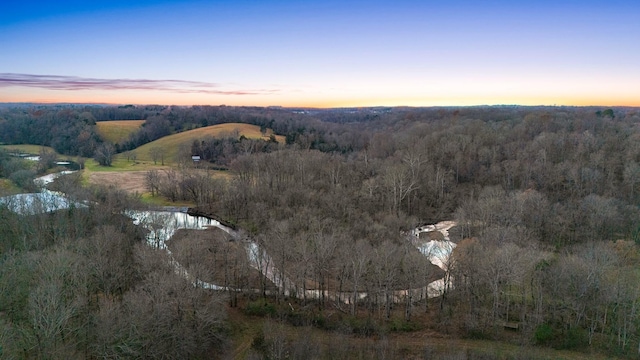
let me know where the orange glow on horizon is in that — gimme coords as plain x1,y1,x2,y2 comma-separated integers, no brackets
2,88,639,108
4,96,640,109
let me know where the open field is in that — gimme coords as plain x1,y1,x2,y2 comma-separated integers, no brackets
127,123,284,164
84,168,186,206
85,168,230,191
95,120,145,144
0,144,58,155
87,170,153,194
83,157,165,172
85,166,230,207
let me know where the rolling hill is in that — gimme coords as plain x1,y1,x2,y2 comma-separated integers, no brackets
95,120,145,144
123,123,284,164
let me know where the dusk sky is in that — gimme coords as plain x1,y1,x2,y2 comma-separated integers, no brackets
1,0,639,107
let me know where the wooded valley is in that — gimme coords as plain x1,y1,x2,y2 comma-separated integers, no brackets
1,104,640,359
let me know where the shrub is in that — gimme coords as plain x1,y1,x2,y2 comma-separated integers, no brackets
388,318,421,332
344,316,381,337
244,300,276,317
534,323,554,345
560,327,588,350
9,169,36,191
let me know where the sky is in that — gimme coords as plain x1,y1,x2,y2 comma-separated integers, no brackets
0,0,639,107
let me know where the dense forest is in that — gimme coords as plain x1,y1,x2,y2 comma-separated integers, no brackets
2,104,640,358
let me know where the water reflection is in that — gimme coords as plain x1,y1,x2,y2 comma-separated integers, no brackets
0,190,82,215
0,171,83,215
410,221,457,271
34,171,76,187
125,210,240,290
126,210,233,248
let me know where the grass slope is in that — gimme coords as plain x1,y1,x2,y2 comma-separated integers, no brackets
95,120,145,144
127,123,284,164
0,144,58,155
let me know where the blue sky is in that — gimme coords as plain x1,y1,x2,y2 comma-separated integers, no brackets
1,0,638,107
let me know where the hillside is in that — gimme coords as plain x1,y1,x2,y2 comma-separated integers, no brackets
0,144,58,155
95,120,145,144
124,123,284,164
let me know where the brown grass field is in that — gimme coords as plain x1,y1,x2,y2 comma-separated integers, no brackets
95,120,145,144
87,170,153,194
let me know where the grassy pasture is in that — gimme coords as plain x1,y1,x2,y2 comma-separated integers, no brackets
0,144,58,155
83,157,164,172
95,120,145,144
124,123,284,164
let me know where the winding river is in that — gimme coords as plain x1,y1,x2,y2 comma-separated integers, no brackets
3,171,457,303
0,171,83,215
127,208,457,303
